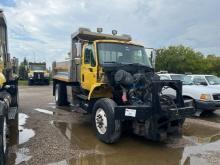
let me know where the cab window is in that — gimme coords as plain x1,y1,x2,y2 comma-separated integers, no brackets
160,75,170,80
193,76,206,84
84,44,96,67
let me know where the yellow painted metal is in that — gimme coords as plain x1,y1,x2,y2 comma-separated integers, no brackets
88,83,112,100
80,43,98,91
0,72,6,87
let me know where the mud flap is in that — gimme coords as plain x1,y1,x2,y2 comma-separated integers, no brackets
8,107,18,120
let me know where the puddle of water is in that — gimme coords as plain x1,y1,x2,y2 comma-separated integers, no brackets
183,121,220,144
48,105,57,109
47,160,68,165
199,110,220,123
51,120,220,165
15,148,32,165
7,113,35,164
52,121,183,165
34,108,54,115
19,113,28,126
19,128,35,145
18,113,36,144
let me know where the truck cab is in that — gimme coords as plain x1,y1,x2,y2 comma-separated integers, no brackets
28,62,50,85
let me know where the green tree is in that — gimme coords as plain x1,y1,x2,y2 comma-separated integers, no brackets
19,57,28,80
156,45,205,74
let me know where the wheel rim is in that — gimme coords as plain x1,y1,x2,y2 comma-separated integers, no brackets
3,117,6,154
95,108,107,135
55,86,58,102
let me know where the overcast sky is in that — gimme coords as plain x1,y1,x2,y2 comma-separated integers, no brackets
0,0,219,66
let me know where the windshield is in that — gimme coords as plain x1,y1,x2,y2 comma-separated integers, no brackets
205,76,220,85
30,65,46,71
170,75,193,85
97,43,152,67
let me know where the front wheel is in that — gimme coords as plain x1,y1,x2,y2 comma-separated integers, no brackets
92,98,121,144
0,116,8,165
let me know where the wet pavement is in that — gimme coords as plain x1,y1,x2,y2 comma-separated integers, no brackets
6,86,220,165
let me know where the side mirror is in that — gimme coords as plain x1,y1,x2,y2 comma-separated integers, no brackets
145,48,156,68
200,82,208,86
74,57,81,65
75,42,82,57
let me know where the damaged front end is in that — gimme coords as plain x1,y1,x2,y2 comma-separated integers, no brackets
112,69,195,141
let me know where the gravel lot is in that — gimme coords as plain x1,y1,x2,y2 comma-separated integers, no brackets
6,86,220,165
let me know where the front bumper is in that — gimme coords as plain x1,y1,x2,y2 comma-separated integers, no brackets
195,100,220,111
29,77,49,83
114,105,195,120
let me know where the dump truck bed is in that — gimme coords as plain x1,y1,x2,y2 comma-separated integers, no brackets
52,59,78,82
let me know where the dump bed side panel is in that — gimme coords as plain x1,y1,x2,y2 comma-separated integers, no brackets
52,59,78,83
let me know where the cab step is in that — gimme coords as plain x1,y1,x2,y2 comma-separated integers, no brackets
8,107,18,120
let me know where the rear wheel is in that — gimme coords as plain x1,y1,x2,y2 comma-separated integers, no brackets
46,80,50,85
92,98,121,143
55,83,68,106
0,116,8,165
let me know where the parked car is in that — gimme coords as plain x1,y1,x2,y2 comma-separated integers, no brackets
158,73,220,116
187,74,220,90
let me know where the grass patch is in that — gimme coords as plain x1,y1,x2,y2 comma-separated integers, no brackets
18,80,28,86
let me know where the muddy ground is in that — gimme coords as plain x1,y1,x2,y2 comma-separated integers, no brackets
6,86,220,165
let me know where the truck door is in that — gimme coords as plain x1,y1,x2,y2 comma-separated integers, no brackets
81,43,97,91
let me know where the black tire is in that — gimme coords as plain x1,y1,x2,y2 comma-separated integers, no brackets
92,98,121,144
55,83,68,106
46,80,50,85
0,116,8,165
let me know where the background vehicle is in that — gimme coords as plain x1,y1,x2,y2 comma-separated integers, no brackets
52,28,194,143
188,74,220,90
28,62,50,85
159,73,220,116
0,10,19,164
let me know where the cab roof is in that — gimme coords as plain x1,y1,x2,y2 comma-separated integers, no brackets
188,74,215,77
71,28,132,42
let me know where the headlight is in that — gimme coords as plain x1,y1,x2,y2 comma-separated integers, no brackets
200,94,211,101
28,74,33,78
44,73,49,77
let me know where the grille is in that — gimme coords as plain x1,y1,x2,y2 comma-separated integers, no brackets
34,72,44,79
213,94,220,100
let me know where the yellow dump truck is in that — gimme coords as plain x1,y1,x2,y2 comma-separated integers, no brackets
52,28,194,143
28,62,50,85
0,10,19,164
